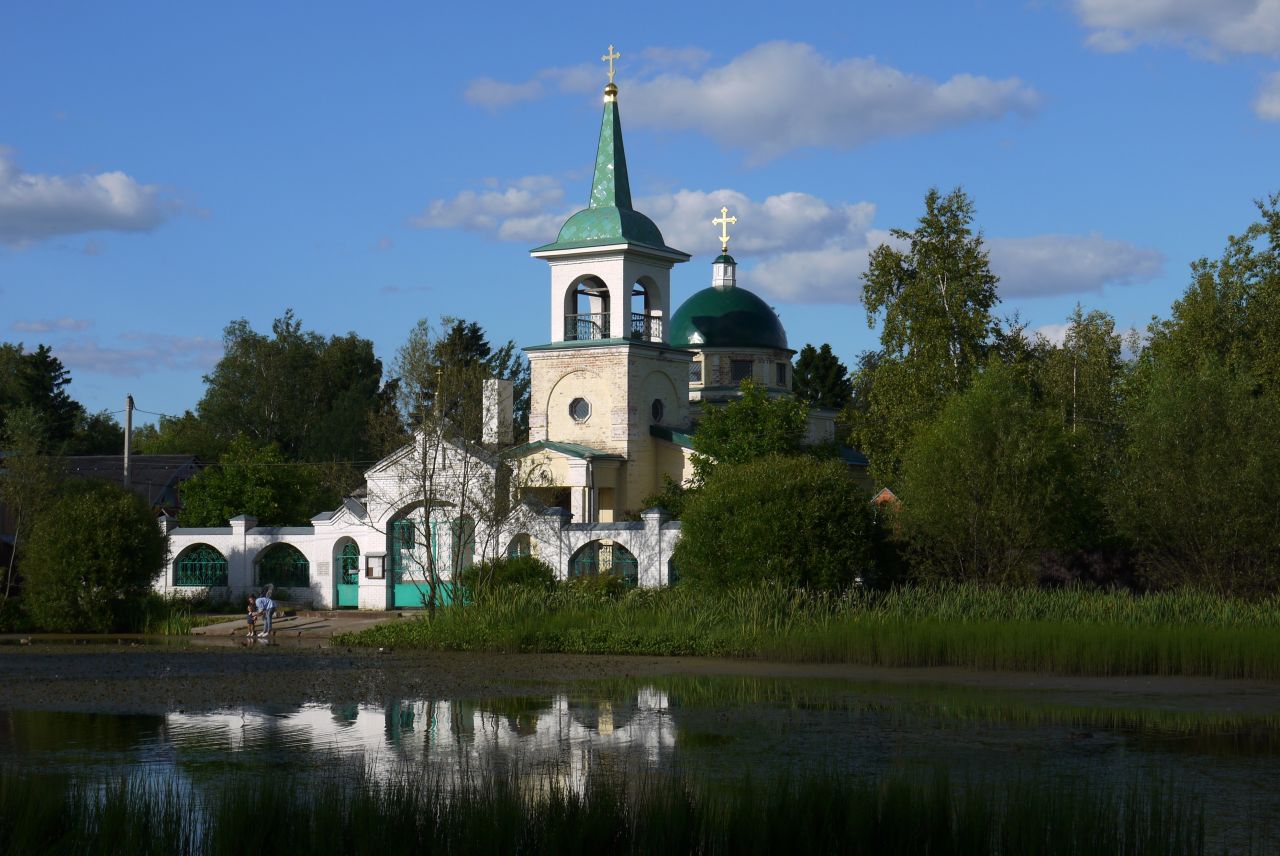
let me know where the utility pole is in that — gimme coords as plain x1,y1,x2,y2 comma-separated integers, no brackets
123,394,134,487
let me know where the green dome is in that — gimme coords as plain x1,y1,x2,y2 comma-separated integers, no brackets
552,205,667,250
669,286,789,350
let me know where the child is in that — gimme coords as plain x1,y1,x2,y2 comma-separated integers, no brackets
246,594,259,639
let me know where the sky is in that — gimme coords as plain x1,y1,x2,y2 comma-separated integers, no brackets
2,0,1278,426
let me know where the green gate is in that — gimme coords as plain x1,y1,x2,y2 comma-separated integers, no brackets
569,541,638,587
390,518,457,608
336,542,359,608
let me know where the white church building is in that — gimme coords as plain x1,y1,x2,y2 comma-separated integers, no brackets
156,67,865,610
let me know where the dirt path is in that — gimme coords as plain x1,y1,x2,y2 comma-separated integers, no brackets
3,647,1280,716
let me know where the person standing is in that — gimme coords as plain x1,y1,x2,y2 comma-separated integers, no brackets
254,588,276,639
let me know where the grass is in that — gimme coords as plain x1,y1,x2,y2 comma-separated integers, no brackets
338,582,1280,679
0,765,1215,856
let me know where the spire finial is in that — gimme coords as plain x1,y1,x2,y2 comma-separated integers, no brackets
602,44,621,85
713,206,737,253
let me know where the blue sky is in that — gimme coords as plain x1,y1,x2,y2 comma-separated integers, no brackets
2,1,1278,425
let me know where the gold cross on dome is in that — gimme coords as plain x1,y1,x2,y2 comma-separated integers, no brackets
713,206,737,252
602,45,621,84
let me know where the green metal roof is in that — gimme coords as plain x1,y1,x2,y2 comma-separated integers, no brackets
669,285,790,350
505,439,624,461
649,424,694,449
532,91,683,256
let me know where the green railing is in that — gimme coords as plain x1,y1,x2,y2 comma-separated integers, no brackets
339,543,360,585
258,545,310,588
174,545,228,587
569,542,638,587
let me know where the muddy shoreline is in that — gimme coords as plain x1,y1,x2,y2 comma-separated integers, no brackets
2,646,1280,715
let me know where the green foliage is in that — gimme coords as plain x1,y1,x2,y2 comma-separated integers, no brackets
0,407,63,601
178,437,331,527
460,555,556,595
690,380,809,484
21,479,167,632
63,410,124,455
0,343,122,454
855,187,1000,485
1112,358,1280,593
197,310,386,463
639,475,689,518
675,454,877,590
132,410,226,461
344,580,1280,680
387,317,530,445
792,343,852,409
899,365,1085,584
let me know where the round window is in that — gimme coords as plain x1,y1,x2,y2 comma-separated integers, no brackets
651,398,664,424
569,397,591,423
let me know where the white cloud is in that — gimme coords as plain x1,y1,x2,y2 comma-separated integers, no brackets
54,333,222,377
1255,70,1280,119
11,317,93,333
0,147,169,247
1034,323,1072,346
413,175,1161,304
410,175,564,231
465,42,1040,161
988,234,1163,297
1074,0,1280,56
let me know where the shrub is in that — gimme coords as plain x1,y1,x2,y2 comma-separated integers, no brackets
460,555,556,595
21,479,167,632
673,454,878,590
899,365,1086,585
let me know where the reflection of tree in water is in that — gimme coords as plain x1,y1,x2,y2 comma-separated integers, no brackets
0,710,166,756
330,703,359,726
471,697,555,738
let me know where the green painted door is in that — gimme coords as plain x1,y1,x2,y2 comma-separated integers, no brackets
336,543,359,608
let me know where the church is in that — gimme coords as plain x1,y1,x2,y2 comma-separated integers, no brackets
156,55,865,610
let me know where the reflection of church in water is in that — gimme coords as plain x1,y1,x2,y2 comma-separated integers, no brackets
166,688,677,794
155,53,866,609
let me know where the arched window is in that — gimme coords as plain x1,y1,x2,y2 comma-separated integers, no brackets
258,544,309,588
566,276,610,341
667,557,680,586
174,544,228,587
569,541,638,587
630,279,660,341
338,542,360,585
506,533,532,559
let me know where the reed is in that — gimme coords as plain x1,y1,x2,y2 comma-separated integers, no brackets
340,582,1280,678
0,766,1213,856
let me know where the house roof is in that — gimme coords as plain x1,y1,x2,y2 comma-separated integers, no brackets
505,439,624,461
63,455,202,509
649,424,694,450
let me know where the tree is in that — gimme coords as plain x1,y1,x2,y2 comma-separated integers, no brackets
792,343,853,410
178,437,329,527
384,317,530,445
369,318,542,615
132,410,227,461
0,407,63,602
898,365,1085,585
22,479,167,632
691,379,810,484
856,187,1000,485
674,454,878,590
65,410,125,456
197,310,386,463
1111,358,1280,593
1140,192,1280,389
0,343,86,450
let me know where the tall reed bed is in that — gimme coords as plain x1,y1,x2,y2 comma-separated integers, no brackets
0,766,1211,856
341,582,1280,678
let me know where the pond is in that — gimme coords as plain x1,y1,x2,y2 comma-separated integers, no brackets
2,673,1278,850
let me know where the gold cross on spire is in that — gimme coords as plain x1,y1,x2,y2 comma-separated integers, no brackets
602,44,621,84
713,206,738,253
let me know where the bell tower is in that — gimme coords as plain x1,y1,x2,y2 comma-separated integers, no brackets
522,47,693,520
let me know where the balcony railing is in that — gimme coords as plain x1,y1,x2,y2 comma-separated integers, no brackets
565,313,610,341
630,313,662,342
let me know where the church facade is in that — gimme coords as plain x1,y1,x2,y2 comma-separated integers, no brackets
155,69,862,610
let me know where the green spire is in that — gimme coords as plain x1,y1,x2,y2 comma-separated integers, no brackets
589,86,632,210
531,84,686,256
